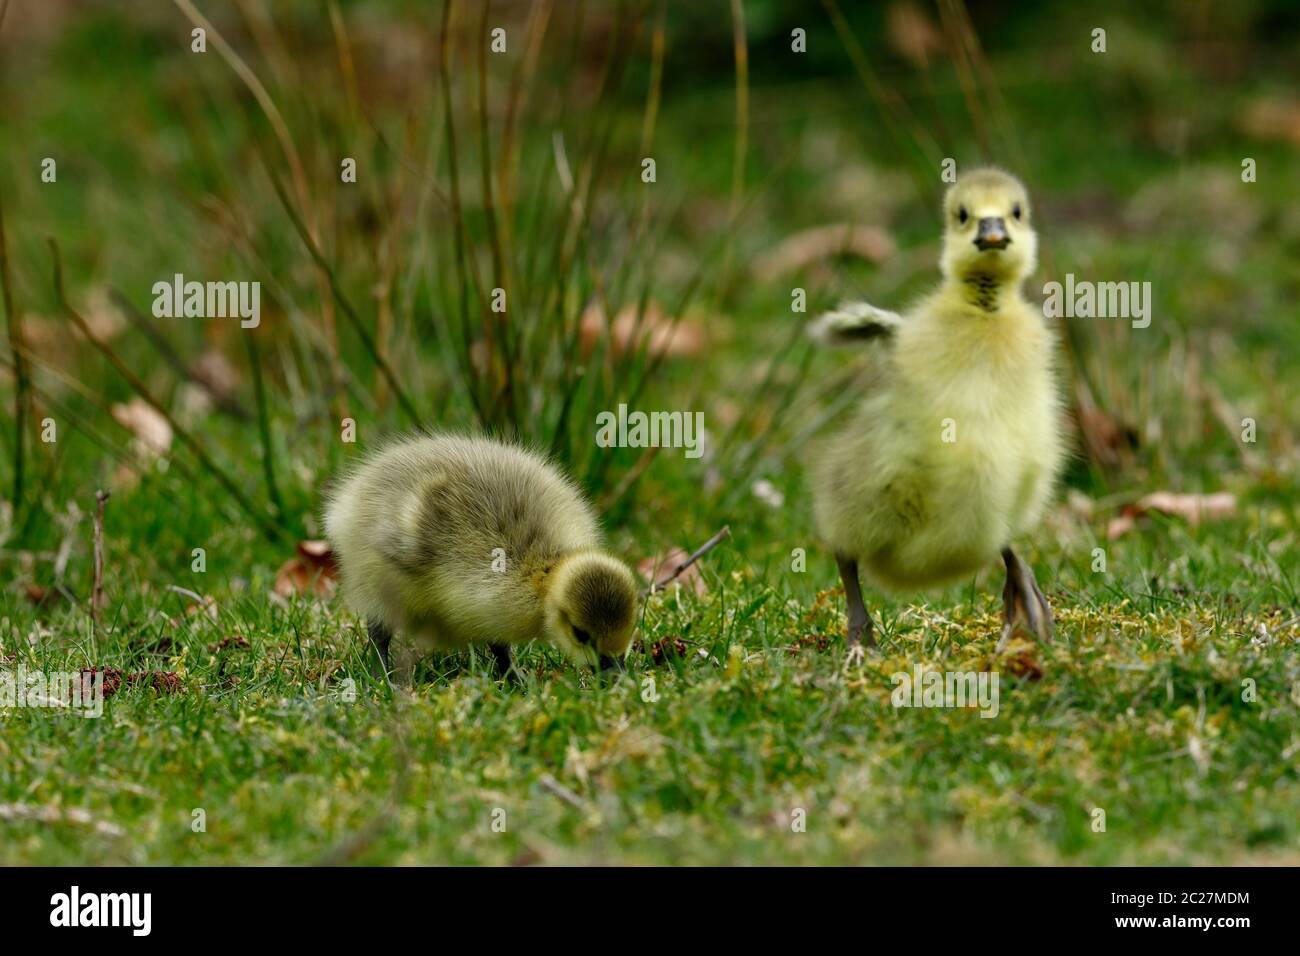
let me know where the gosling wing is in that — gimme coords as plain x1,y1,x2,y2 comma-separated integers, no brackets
807,301,902,346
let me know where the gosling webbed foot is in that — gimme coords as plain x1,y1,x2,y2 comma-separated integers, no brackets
366,619,393,678
597,655,627,687
843,644,867,669
488,642,522,686
997,547,1054,651
836,554,876,648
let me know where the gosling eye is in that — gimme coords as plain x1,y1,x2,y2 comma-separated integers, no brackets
573,627,593,646
1012,203,1022,220
958,207,969,225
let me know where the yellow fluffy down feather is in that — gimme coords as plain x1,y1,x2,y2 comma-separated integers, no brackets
810,168,1067,616
324,433,638,679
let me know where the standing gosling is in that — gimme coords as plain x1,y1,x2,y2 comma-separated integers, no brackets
324,433,639,682
808,167,1066,649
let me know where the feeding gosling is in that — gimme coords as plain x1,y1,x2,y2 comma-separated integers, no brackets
324,433,639,683
808,167,1066,649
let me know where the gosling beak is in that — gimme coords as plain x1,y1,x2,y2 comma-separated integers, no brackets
598,654,624,675
974,217,1010,251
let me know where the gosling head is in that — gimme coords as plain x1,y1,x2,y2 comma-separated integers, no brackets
543,552,639,673
940,167,1037,286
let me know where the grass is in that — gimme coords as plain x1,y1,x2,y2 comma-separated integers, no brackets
2,2,1299,864
2,481,1297,865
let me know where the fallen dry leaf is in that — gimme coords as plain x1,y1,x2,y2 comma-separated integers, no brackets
177,350,244,419
786,632,836,654
23,582,64,609
78,666,182,698
579,301,704,360
1073,395,1138,470
887,1,945,66
209,634,251,654
0,802,125,838
995,639,1045,680
274,539,339,598
1107,491,1238,540
752,223,895,281
111,398,173,458
637,547,708,597
1239,97,1300,147
20,289,125,356
133,670,182,694
1064,489,1096,519
192,349,241,398
751,479,785,509
185,594,219,622
634,635,690,664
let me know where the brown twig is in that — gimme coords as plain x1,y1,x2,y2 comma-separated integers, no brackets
497,0,553,242
261,162,425,430
598,444,659,513
0,190,28,517
538,773,586,811
0,344,194,486
171,0,341,384
477,0,515,423
92,490,110,623
715,0,749,294
821,0,941,212
244,330,288,524
108,289,251,422
440,0,493,423
643,526,732,598
48,240,287,542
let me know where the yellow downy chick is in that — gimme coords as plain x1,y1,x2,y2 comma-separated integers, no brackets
324,433,638,682
808,168,1066,649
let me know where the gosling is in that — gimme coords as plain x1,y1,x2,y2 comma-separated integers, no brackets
808,167,1066,650
323,433,639,683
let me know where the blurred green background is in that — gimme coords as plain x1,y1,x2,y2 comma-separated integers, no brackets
0,0,1297,864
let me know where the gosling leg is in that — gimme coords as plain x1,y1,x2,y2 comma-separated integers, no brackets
835,554,875,647
997,547,1054,651
366,619,393,677
488,642,521,685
